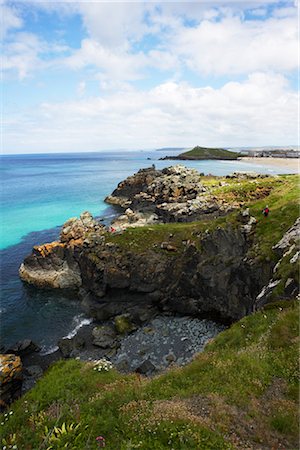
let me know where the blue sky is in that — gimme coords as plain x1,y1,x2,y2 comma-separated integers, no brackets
2,0,298,153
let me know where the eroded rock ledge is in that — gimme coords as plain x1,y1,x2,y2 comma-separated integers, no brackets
19,167,298,325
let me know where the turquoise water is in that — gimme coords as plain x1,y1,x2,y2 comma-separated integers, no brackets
0,151,297,349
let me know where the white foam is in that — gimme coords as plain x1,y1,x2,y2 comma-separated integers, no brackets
63,316,93,340
40,345,59,355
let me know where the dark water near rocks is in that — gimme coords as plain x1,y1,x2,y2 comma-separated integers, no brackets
0,150,294,350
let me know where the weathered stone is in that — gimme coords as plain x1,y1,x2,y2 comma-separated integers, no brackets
58,332,86,358
24,365,43,379
5,339,40,357
0,354,23,409
92,326,117,348
135,359,156,375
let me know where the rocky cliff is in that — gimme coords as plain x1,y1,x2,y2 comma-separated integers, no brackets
19,168,299,324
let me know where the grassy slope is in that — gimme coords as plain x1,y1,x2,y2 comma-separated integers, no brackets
177,146,241,160
1,302,298,449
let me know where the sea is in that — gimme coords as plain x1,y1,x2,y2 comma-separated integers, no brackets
0,150,297,351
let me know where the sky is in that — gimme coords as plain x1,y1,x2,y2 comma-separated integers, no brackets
2,0,299,153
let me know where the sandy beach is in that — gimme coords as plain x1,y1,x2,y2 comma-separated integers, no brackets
241,157,299,171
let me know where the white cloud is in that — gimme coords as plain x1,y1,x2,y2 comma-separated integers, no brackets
0,1,23,39
173,14,298,76
2,2,298,82
3,73,297,152
3,31,69,79
64,38,147,80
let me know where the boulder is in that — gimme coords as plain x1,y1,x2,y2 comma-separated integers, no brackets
0,354,23,410
92,326,117,349
5,339,40,357
135,359,156,375
58,334,85,358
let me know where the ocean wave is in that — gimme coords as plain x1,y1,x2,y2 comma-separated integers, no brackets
63,315,94,340
40,344,59,355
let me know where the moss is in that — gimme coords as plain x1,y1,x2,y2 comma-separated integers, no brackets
114,314,136,334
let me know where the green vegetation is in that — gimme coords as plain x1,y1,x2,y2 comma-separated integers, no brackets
106,175,299,260
1,302,298,449
176,146,241,160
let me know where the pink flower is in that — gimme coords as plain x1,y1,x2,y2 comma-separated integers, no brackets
96,436,106,447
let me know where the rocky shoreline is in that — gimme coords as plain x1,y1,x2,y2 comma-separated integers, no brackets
2,165,299,408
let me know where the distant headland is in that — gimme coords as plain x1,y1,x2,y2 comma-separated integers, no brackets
160,145,241,160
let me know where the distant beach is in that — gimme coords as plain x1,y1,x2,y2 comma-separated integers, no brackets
241,157,299,171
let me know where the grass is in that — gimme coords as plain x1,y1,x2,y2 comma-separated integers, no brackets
1,302,298,449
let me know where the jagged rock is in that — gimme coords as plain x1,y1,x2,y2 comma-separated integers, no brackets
273,217,300,256
92,326,117,348
284,278,298,296
254,218,300,309
226,172,270,179
58,335,85,358
19,241,82,289
61,211,104,243
0,354,23,409
5,339,40,357
255,279,281,309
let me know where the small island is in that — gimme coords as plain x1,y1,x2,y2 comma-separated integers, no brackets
160,145,241,160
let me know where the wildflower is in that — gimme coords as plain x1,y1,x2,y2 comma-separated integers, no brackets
96,435,106,447
1,422,4,425
9,411,13,415
93,358,113,372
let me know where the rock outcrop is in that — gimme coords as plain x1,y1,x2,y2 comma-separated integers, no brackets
0,354,23,410
254,218,300,309
105,165,244,227
19,212,105,289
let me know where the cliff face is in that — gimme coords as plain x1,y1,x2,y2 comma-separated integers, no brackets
19,169,299,324
19,213,271,323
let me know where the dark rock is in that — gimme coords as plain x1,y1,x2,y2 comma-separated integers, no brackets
92,326,117,348
284,278,298,297
57,332,86,358
6,339,40,357
24,365,43,379
135,359,156,375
